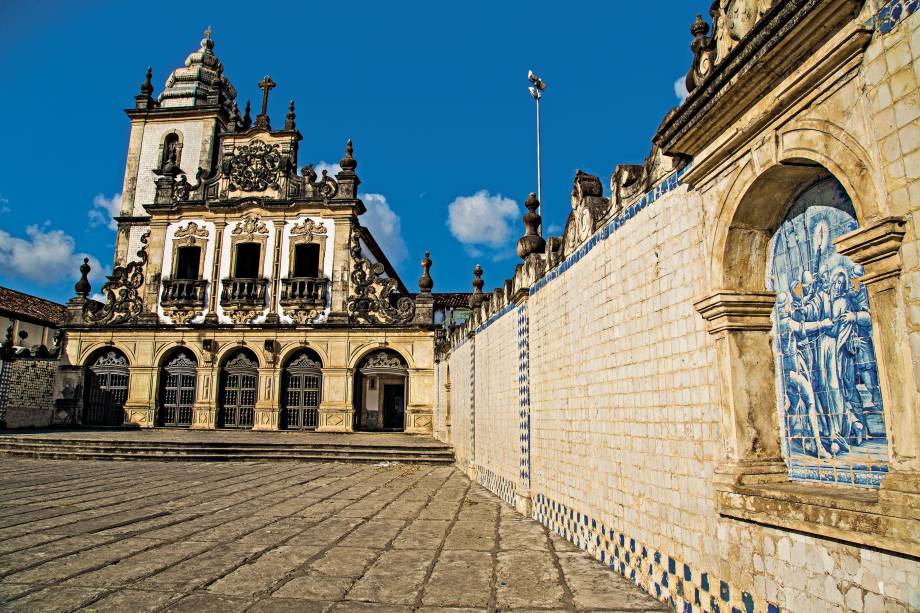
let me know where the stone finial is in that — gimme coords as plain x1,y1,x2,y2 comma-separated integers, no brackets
340,139,357,172
517,192,546,259
201,25,214,51
135,66,155,109
469,264,485,308
284,99,296,131
74,257,92,299
242,100,252,130
419,251,434,294
691,14,709,38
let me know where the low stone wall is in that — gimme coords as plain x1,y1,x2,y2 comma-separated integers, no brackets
0,358,58,428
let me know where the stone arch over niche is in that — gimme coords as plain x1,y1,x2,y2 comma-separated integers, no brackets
157,130,184,172
281,348,323,430
156,347,198,428
348,343,416,370
218,348,259,429
353,349,408,432
697,156,908,486
82,347,130,427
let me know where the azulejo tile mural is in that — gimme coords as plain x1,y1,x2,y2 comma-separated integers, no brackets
766,178,888,488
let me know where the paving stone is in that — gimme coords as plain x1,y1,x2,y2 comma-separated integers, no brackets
422,550,492,608
392,519,451,549
3,537,162,584
144,543,268,592
165,591,252,612
287,518,363,547
495,549,568,609
248,597,331,612
346,548,437,604
498,517,550,551
78,588,185,612
442,520,497,551
337,519,407,549
555,551,669,611
207,545,321,597
0,534,116,576
273,571,355,600
64,539,213,587
2,586,105,613
310,547,378,577
329,602,413,612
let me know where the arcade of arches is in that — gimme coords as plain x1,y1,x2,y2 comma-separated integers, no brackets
78,338,431,434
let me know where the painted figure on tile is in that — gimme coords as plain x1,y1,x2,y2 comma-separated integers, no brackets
767,178,888,483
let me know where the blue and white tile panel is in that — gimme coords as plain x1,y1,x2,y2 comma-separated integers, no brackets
517,304,532,490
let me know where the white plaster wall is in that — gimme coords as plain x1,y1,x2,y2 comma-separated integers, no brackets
473,308,519,494
215,219,276,324
132,120,207,215
157,219,217,324
277,215,335,324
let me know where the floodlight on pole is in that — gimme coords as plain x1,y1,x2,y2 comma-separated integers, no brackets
528,71,546,217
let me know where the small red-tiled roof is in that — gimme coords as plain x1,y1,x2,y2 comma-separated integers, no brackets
431,293,473,309
0,286,68,327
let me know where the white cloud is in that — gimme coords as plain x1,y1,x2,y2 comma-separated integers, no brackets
447,190,520,251
313,161,341,177
0,224,108,287
546,224,562,235
674,76,690,103
362,193,409,264
89,193,122,231
0,193,9,214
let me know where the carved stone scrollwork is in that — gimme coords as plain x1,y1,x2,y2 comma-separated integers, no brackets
301,165,339,200
290,218,328,242
228,309,260,325
175,221,209,245
84,232,150,325
163,308,199,325
286,308,322,325
364,352,406,370
226,139,283,191
346,229,416,325
562,171,610,257
231,214,269,240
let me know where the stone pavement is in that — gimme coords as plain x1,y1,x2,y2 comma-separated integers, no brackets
0,459,668,612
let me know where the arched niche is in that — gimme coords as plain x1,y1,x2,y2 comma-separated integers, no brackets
353,350,409,432
218,349,259,429
157,348,198,427
281,349,323,430
82,348,130,427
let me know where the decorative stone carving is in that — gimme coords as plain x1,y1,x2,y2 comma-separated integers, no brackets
227,309,260,325
469,264,485,308
231,214,269,240
288,353,321,371
286,308,322,325
364,351,406,370
300,165,339,199
92,351,129,370
175,221,209,246
226,140,283,191
225,352,257,371
563,171,610,256
165,353,197,372
346,229,416,325
289,218,328,241
84,232,150,325
517,193,546,260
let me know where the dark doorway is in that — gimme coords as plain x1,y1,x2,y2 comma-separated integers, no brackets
158,352,197,427
234,243,261,278
219,351,257,428
383,384,405,430
83,350,129,426
175,246,201,280
293,243,320,278
281,351,322,430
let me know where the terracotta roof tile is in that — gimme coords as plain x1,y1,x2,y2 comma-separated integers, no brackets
0,286,67,327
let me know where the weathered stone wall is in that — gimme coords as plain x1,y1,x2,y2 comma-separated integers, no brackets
472,305,520,507
436,8,920,611
0,358,58,428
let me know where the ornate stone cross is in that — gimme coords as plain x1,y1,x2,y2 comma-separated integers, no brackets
258,75,275,117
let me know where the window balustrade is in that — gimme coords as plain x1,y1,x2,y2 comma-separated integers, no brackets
279,277,329,307
220,278,268,308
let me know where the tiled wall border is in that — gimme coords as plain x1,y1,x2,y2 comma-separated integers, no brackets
874,0,918,33
533,494,780,613
517,304,531,491
476,465,517,507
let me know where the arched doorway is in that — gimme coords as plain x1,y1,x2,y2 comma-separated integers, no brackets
353,350,408,432
83,349,129,426
281,350,322,430
157,350,197,427
219,350,258,429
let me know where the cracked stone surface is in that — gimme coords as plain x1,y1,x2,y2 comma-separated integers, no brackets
0,459,668,612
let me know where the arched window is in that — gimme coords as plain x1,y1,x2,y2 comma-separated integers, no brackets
281,350,322,430
158,351,197,427
766,177,887,487
219,350,258,429
83,349,129,426
161,133,180,170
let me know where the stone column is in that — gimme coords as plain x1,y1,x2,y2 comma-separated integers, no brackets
141,220,170,320
123,366,156,428
327,214,354,323
253,365,280,431
405,368,434,434
835,217,918,516
694,291,787,489
317,367,353,432
192,363,218,429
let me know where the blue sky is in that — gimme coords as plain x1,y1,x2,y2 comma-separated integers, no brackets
0,1,708,303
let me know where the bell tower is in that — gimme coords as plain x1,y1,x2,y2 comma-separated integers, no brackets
114,28,239,266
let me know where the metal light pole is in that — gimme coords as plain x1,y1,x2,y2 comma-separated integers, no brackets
528,70,546,215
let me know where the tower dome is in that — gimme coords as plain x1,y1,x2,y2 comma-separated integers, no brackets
158,28,237,112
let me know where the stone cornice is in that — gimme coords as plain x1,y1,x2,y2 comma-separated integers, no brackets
694,291,776,334
834,216,907,284
655,0,864,158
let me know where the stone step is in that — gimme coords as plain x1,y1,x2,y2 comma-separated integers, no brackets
0,438,454,463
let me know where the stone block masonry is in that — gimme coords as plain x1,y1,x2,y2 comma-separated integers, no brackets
0,358,57,428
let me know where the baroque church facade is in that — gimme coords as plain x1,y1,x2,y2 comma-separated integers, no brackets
58,32,440,433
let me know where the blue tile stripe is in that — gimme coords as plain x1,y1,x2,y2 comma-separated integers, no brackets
532,493,777,613
531,166,688,297
476,465,516,507
517,304,532,491
469,336,475,465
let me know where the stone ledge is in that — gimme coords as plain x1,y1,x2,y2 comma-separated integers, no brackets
717,476,920,558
